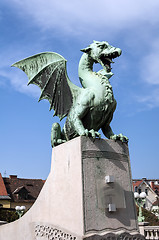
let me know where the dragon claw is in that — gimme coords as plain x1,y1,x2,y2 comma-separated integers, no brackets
88,129,101,139
84,129,89,137
110,134,128,143
82,129,101,139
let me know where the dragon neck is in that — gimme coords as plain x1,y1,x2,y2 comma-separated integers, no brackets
78,53,110,89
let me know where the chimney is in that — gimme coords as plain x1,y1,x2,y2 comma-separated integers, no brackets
150,181,154,190
9,175,17,179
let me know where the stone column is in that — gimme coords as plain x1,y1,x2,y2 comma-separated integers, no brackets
138,222,149,236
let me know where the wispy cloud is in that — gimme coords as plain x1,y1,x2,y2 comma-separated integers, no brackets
0,69,40,96
140,39,159,85
134,38,159,110
1,0,159,111
3,0,159,35
0,45,41,96
136,88,159,109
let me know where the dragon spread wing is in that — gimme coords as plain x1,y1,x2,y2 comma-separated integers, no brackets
12,52,80,120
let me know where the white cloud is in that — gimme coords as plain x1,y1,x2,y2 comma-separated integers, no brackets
136,37,159,109
0,69,40,97
3,0,159,35
136,88,159,109
140,39,159,85
0,44,43,96
1,0,159,111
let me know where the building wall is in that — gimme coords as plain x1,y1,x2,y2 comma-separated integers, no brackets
146,190,156,210
0,200,10,208
137,183,157,210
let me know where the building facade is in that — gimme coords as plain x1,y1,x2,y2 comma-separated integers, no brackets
0,174,45,210
0,173,11,208
132,178,159,215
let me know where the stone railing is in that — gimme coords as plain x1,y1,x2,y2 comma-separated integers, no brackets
144,226,159,239
139,223,159,239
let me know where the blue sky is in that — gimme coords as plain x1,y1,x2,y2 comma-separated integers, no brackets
0,0,159,180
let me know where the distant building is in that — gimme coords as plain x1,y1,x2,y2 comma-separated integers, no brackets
132,178,159,213
0,173,11,208
0,174,45,210
151,197,159,219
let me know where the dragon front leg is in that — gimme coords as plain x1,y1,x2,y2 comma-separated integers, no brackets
87,129,101,139
102,125,129,143
72,113,101,139
51,123,66,148
71,109,100,139
69,90,101,139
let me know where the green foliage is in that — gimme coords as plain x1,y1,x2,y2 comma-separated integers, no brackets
0,208,19,223
137,206,159,226
151,208,159,218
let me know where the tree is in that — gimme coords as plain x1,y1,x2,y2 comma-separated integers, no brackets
0,208,19,223
136,206,159,226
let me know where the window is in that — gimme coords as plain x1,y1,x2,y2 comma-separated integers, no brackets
134,186,138,192
145,188,148,195
26,184,33,187
18,190,28,200
13,187,29,200
138,188,141,194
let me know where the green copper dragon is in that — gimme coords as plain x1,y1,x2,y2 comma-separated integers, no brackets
12,40,128,147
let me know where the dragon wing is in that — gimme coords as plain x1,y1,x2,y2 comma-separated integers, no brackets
12,52,81,120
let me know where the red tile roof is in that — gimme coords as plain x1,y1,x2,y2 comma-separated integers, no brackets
0,173,8,196
3,176,45,203
153,185,159,195
132,180,143,190
132,178,159,196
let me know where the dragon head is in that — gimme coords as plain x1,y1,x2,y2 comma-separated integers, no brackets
81,40,122,75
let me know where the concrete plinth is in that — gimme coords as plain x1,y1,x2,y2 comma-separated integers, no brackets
0,137,144,239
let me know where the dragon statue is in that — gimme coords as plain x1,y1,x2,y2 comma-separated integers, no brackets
12,40,128,147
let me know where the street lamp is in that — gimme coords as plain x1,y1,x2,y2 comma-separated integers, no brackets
15,206,26,218
134,192,146,222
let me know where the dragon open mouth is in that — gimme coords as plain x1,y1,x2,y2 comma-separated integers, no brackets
99,51,120,73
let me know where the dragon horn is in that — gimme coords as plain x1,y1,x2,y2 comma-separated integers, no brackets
80,46,91,53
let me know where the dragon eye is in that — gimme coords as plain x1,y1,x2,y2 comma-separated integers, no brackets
98,44,106,49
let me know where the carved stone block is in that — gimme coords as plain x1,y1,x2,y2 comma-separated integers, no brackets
0,137,144,240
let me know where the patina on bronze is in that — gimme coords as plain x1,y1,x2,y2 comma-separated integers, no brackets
12,41,128,147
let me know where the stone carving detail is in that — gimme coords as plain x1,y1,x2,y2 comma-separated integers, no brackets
82,150,128,161
84,232,145,240
34,225,144,240
35,224,77,240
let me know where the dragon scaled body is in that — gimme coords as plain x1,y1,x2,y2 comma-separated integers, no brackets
12,41,128,147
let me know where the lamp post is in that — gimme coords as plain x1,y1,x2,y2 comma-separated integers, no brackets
15,206,26,218
134,192,146,222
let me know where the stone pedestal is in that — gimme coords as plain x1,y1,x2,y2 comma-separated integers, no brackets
0,137,144,239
